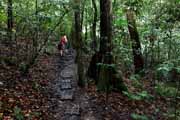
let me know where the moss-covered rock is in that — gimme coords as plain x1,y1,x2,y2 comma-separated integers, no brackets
97,64,128,92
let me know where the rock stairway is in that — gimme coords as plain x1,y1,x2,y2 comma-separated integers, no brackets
50,48,81,120
47,48,100,120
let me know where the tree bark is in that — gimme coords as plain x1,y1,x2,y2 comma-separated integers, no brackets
74,0,85,87
7,0,13,42
80,0,86,32
126,9,144,73
88,0,113,79
74,0,82,49
99,0,112,55
84,7,88,41
92,0,98,51
87,0,127,92
33,0,38,61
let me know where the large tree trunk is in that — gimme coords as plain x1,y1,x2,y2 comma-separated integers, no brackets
7,0,13,42
92,0,98,51
126,9,144,73
88,0,127,92
99,0,112,55
88,0,113,80
74,0,85,87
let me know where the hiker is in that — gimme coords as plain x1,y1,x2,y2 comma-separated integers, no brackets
58,35,68,56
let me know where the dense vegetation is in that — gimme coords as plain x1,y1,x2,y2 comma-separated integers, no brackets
0,0,180,119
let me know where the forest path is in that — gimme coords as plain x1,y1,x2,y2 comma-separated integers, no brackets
46,48,100,120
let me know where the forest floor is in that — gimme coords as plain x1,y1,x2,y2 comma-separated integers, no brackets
0,48,178,120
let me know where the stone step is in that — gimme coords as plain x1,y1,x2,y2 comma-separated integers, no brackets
65,104,80,115
60,69,74,78
60,90,74,100
60,58,74,62
61,79,72,83
64,115,79,120
60,81,72,89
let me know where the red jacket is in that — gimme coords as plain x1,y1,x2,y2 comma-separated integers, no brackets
58,36,66,50
60,37,66,45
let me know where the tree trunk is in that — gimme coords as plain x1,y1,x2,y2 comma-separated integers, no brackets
7,0,13,42
92,0,98,51
84,7,88,41
32,0,38,62
126,9,144,73
80,0,86,32
99,0,112,55
88,0,127,92
88,0,113,79
74,0,85,87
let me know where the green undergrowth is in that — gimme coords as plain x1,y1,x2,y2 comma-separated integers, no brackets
123,90,154,101
131,113,149,120
155,82,178,97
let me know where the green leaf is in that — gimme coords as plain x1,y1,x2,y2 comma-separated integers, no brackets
13,106,24,120
115,19,127,27
131,113,149,120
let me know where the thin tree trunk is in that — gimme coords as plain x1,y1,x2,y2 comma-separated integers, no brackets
168,29,172,60
84,7,88,41
7,0,13,42
92,0,98,51
126,9,144,73
80,0,86,32
33,0,38,60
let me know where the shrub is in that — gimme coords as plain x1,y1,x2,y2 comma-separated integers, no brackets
155,82,177,97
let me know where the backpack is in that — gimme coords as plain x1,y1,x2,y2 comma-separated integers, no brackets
58,42,62,50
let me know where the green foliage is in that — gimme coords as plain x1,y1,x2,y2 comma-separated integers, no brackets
19,63,29,74
156,60,180,81
1,57,16,66
164,108,180,120
44,41,55,55
115,19,127,27
113,44,133,72
157,62,174,74
13,106,24,120
0,11,6,22
129,74,143,89
32,81,40,91
130,74,141,81
132,80,143,89
29,112,41,119
123,91,153,101
155,82,177,97
131,113,149,120
123,0,144,14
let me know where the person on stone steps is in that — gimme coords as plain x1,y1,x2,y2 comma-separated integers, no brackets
58,35,68,56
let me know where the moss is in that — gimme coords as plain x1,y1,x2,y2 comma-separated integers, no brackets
1,56,16,66
97,64,128,92
112,71,128,92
